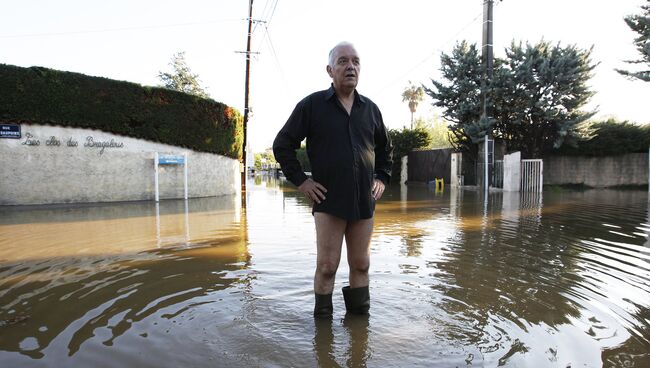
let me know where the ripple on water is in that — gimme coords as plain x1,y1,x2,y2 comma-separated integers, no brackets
1,183,649,366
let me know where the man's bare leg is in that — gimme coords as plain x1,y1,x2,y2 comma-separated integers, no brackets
345,217,374,288
314,212,347,294
342,217,373,314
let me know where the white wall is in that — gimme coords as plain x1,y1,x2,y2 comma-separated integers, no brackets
400,156,408,184
503,151,521,192
0,123,240,205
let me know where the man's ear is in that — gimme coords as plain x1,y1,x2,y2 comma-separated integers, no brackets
326,65,333,78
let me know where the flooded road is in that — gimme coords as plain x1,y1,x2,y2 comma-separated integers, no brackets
1,177,649,367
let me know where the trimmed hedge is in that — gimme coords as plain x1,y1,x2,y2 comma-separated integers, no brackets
552,119,650,157
0,64,243,159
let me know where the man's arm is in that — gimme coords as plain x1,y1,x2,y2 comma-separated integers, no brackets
272,98,328,203
374,109,394,187
273,101,310,187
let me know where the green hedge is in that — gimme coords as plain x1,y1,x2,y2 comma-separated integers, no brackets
552,119,650,157
0,64,243,159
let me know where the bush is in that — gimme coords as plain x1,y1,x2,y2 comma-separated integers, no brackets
552,119,650,156
0,64,243,159
388,127,431,179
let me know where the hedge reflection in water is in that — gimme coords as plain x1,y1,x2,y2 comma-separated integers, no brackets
0,176,649,367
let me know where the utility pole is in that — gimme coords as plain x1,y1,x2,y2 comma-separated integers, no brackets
481,0,495,193
241,0,254,196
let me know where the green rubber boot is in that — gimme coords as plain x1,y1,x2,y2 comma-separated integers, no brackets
342,286,370,315
314,293,333,319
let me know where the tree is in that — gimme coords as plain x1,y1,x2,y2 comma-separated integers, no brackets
413,117,453,149
616,0,650,82
254,149,277,170
402,82,425,128
424,41,485,159
493,41,597,158
388,127,431,180
158,52,210,98
296,144,311,172
426,40,596,159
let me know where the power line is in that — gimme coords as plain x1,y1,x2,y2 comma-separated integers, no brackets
252,0,271,34
0,19,241,39
262,25,289,92
253,0,278,51
265,0,279,29
377,8,489,94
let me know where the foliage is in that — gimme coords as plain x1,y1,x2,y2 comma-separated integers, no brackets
254,149,277,170
424,41,484,158
616,1,650,82
402,82,425,127
158,52,211,98
388,127,431,178
553,119,650,156
296,144,311,172
493,41,597,158
0,63,243,159
425,40,596,159
413,117,453,149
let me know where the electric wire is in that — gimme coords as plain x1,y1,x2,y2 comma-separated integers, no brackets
378,0,505,94
0,19,241,39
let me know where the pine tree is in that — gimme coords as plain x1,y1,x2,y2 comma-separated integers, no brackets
424,41,486,158
494,41,597,158
426,40,596,158
616,0,650,82
158,52,210,98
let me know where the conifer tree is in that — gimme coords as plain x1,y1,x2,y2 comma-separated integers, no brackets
158,52,210,98
616,0,650,82
426,41,596,158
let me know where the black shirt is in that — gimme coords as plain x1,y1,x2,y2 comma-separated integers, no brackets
273,85,393,221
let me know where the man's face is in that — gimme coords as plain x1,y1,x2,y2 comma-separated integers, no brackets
327,45,360,91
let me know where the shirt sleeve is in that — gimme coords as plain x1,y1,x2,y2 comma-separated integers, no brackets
272,98,310,187
374,108,394,185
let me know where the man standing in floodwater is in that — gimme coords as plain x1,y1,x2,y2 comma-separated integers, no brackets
273,42,393,318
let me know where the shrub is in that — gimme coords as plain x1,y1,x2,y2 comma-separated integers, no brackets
552,119,650,156
0,64,243,159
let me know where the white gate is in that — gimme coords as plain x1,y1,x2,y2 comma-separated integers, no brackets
521,159,543,192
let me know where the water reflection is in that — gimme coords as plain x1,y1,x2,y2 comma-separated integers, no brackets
0,197,250,366
0,177,649,367
313,315,370,368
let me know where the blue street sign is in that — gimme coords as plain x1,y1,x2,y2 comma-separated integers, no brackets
0,124,21,139
158,155,185,165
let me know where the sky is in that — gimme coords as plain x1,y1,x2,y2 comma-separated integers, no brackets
2,0,649,153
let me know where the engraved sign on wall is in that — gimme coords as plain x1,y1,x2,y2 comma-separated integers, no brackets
18,132,125,155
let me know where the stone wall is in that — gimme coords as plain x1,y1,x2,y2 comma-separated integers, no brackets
544,153,648,187
0,123,240,205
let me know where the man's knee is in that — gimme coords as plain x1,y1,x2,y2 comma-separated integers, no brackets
316,260,339,279
348,257,370,274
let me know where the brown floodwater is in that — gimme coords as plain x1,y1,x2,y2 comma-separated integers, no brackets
1,176,649,367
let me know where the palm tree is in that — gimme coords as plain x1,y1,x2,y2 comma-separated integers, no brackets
402,82,425,128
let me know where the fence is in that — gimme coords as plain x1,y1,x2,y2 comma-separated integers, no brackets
493,160,503,188
407,148,452,183
521,159,543,192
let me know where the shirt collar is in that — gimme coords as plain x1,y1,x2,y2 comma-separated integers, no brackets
326,84,366,104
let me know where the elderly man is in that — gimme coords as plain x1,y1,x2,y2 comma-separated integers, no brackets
273,41,393,318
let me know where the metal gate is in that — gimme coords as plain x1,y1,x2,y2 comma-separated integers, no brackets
493,160,503,188
521,159,543,192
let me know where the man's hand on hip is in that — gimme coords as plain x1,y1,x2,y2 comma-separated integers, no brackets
372,179,385,200
298,178,327,204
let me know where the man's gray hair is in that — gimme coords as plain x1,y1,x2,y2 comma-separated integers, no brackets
328,41,356,67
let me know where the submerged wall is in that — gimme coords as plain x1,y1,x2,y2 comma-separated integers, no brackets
0,123,240,205
544,153,648,188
